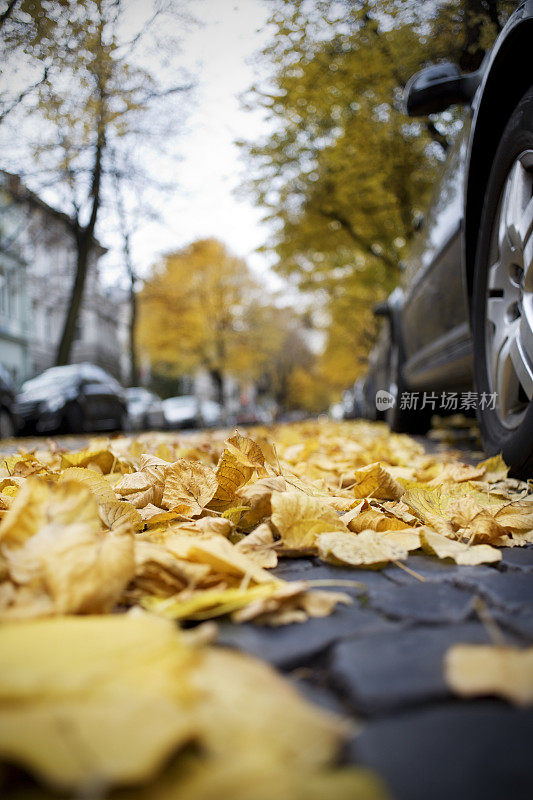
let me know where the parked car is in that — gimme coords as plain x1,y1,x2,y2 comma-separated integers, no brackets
15,363,128,434
125,387,165,431
0,364,17,438
200,400,224,428
343,378,366,420
367,5,533,474
163,395,201,429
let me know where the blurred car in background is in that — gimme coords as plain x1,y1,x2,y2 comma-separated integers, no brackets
15,363,127,434
125,387,165,431
200,399,224,428
362,7,533,474
329,401,344,421
163,395,201,429
0,364,17,438
343,378,366,420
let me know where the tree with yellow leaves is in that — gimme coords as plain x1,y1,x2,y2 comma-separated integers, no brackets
242,0,516,388
139,238,331,411
139,239,267,404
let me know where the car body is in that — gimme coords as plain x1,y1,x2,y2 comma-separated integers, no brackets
15,363,127,434
200,400,224,428
366,2,533,473
162,395,201,429
125,387,165,431
343,378,366,420
0,363,17,438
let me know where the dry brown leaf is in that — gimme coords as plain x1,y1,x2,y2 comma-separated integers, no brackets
419,527,501,565
210,433,266,509
352,462,405,501
346,507,411,533
61,447,116,474
132,540,211,596
42,530,135,614
162,459,218,517
114,471,155,508
430,462,486,484
235,523,278,568
476,454,509,483
445,644,533,706
270,491,348,550
318,530,408,568
99,500,143,532
161,533,276,585
59,466,117,503
236,476,287,531
139,504,183,526
493,500,533,533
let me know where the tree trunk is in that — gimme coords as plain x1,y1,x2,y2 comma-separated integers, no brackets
56,230,91,365
128,273,139,386
113,166,139,387
210,368,224,406
55,20,105,366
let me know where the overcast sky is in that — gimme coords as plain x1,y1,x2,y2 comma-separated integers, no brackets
126,0,279,286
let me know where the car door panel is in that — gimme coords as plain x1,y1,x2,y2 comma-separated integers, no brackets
401,115,473,386
80,381,110,429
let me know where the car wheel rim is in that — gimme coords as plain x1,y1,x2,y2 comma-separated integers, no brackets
485,150,533,430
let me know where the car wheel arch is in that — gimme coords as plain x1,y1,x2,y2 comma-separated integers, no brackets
464,17,533,308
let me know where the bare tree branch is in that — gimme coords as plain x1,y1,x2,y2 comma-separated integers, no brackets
318,208,400,272
0,66,49,123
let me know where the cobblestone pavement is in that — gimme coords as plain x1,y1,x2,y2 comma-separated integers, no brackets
2,427,533,799
219,551,533,800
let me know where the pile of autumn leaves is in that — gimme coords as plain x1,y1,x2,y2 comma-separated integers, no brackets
1,420,533,799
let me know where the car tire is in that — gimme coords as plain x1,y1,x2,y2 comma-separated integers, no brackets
0,408,15,439
472,85,533,476
63,402,85,434
385,341,432,434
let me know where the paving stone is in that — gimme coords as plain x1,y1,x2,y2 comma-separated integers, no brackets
448,572,533,611
383,555,498,586
289,673,350,717
330,623,494,715
273,558,391,594
366,580,476,623
499,544,533,572
347,702,533,800
272,558,317,578
217,602,402,670
493,608,533,643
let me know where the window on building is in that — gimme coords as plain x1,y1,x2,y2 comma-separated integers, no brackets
7,270,18,319
0,269,6,315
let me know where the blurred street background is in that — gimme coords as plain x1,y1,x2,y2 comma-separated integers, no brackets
0,0,518,443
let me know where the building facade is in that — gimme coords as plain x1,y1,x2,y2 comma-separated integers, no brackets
0,172,124,385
